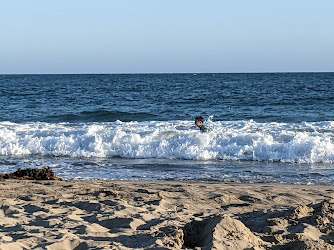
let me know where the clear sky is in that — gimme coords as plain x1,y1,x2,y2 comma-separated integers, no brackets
1,0,333,74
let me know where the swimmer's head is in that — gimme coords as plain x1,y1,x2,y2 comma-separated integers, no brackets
195,116,204,127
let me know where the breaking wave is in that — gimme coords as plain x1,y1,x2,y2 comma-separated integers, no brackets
1,120,334,163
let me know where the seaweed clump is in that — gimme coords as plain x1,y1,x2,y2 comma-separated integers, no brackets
0,166,63,181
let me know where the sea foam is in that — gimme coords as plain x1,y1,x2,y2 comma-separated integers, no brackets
0,120,334,163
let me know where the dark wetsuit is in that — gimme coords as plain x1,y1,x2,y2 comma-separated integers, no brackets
199,125,210,133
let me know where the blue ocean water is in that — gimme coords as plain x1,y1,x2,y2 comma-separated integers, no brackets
0,73,334,184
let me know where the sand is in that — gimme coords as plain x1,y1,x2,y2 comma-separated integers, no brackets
0,180,333,249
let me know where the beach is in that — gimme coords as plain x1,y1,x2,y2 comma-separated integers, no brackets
0,180,333,249
1,74,334,249
2,0,334,246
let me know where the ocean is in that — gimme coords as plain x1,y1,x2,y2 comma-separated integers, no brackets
0,73,334,184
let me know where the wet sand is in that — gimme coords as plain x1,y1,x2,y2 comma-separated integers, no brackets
0,180,334,249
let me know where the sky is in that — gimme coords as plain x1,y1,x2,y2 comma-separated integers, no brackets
0,0,333,74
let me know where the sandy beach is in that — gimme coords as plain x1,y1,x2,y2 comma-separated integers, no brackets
0,180,333,249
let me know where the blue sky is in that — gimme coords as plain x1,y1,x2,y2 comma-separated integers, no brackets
1,0,333,73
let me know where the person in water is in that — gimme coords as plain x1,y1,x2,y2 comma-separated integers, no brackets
195,116,210,132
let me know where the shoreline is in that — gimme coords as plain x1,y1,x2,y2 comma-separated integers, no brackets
0,180,333,249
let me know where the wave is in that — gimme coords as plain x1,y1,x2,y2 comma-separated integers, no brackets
0,120,334,163
44,110,158,122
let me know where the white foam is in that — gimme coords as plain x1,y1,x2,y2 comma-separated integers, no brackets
0,120,334,163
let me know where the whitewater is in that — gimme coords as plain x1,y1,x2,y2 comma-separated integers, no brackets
1,120,334,164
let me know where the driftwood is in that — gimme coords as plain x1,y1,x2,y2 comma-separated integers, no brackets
0,166,63,181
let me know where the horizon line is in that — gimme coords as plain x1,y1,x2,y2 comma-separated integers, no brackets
1,71,333,75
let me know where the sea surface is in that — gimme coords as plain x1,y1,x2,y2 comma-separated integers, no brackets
0,73,334,184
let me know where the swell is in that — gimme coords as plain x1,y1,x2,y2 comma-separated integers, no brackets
44,110,158,122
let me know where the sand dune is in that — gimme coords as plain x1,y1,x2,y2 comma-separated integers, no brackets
0,180,333,249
